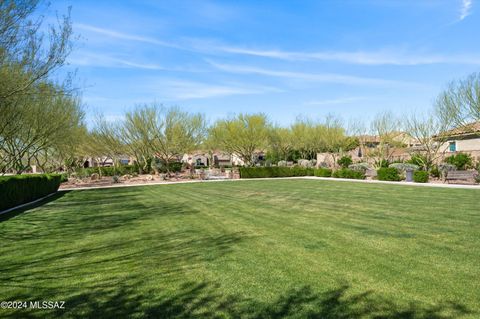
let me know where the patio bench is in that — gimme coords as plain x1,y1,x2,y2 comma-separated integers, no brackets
445,170,478,184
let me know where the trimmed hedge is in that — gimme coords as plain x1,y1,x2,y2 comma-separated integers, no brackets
413,171,429,183
239,167,316,178
377,167,402,181
332,168,366,180
314,168,332,177
0,174,62,211
156,161,183,173
75,165,139,177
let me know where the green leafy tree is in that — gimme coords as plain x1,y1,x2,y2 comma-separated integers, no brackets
0,1,76,174
119,104,205,174
268,126,294,162
209,113,270,166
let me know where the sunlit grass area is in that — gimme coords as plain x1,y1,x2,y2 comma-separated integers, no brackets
0,179,479,318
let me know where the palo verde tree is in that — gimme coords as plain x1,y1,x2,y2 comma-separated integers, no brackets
290,117,316,160
150,105,206,173
85,115,126,172
0,0,78,174
0,83,84,174
119,104,205,174
209,113,270,166
268,126,294,162
319,115,358,167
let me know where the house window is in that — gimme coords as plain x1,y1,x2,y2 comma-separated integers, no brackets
449,141,456,152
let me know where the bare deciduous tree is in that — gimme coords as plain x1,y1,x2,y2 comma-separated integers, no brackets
435,72,480,128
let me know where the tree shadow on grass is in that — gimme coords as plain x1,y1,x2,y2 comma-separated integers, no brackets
0,189,200,241
0,230,247,286
4,281,473,319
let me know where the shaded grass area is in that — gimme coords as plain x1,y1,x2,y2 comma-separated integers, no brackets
0,179,478,318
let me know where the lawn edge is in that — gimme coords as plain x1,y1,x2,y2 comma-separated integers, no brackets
58,176,480,191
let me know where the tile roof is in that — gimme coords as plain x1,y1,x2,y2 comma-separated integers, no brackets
437,121,480,138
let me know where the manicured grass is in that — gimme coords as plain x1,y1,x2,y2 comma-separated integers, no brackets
0,179,479,318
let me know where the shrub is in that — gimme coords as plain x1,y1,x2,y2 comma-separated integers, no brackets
332,168,365,180
376,159,390,168
438,163,456,173
60,173,69,183
389,163,419,172
430,165,441,178
0,174,62,211
413,171,429,183
156,161,183,173
377,167,402,181
407,154,430,170
297,159,312,168
338,156,353,168
314,168,332,177
277,160,287,167
348,163,370,173
445,153,473,170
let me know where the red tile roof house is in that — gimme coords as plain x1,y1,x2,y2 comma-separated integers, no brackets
436,121,480,164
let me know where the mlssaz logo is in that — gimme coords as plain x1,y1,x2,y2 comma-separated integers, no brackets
30,301,65,309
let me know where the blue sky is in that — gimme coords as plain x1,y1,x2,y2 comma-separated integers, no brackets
48,0,479,127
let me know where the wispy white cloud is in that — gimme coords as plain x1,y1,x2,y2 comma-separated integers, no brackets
207,60,418,87
459,0,473,20
216,46,480,65
75,23,180,48
304,97,369,106
69,52,166,70
75,23,480,66
152,80,282,100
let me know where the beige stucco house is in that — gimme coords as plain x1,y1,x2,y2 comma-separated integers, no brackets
317,133,418,167
84,155,132,168
182,151,233,167
437,121,480,162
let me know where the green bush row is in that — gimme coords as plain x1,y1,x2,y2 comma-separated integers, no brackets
156,161,183,173
332,168,366,180
238,167,369,179
75,165,139,177
0,174,62,211
239,166,316,178
238,166,432,183
314,168,332,177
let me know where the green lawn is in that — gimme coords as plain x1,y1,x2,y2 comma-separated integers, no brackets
0,179,479,318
